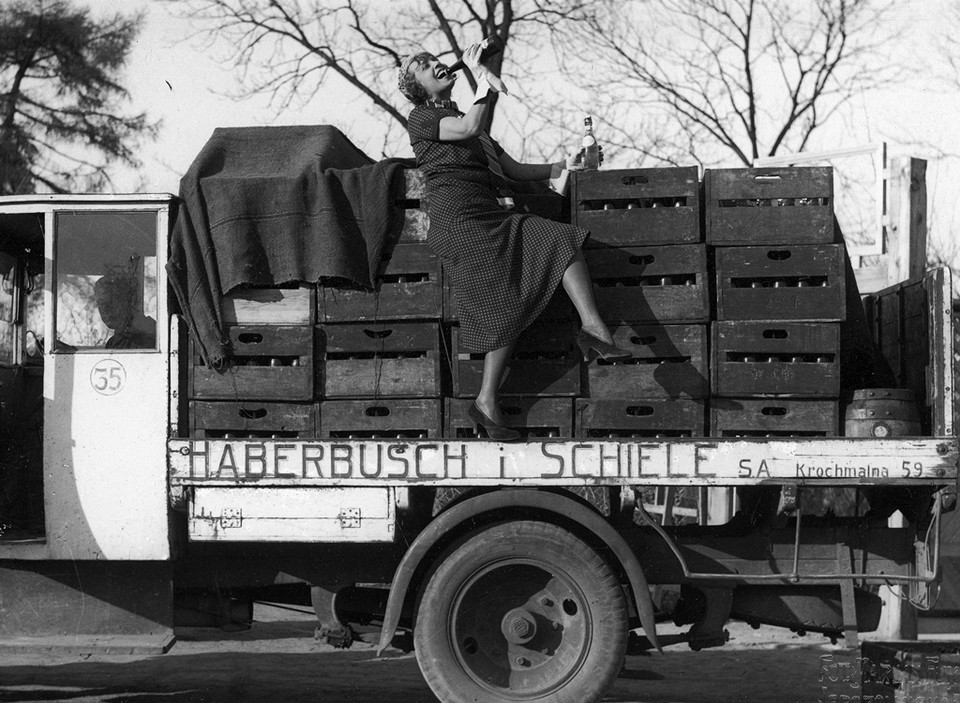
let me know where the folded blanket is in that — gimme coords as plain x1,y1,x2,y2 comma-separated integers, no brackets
166,125,407,367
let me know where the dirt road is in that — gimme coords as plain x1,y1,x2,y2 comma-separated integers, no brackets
0,604,846,703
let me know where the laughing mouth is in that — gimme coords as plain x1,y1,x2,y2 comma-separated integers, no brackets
435,66,450,80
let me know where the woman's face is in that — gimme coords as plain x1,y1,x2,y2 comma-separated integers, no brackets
410,53,456,99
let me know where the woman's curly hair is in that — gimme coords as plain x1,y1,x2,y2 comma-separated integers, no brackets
398,52,433,105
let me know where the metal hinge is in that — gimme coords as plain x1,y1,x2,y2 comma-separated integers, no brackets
220,508,242,529
338,508,361,528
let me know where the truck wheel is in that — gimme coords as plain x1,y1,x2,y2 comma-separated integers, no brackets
414,520,627,703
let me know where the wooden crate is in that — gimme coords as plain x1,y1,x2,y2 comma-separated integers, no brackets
398,168,429,242
585,244,709,323
189,400,316,438
443,267,575,323
445,397,574,439
319,321,442,398
584,324,708,399
190,325,313,400
318,243,441,322
318,398,442,438
221,285,314,325
715,244,846,321
709,399,839,437
704,167,834,245
452,320,580,397
575,398,705,438
711,321,840,397
572,167,701,246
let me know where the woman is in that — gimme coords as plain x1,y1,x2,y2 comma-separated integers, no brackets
399,42,629,440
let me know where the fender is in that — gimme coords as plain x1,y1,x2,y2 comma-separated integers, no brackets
376,489,660,654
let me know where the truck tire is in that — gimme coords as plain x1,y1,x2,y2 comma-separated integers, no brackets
414,520,628,703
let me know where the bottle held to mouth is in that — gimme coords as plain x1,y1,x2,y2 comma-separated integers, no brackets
446,36,504,74
581,115,600,171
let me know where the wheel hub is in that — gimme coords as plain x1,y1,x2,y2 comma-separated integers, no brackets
501,608,537,644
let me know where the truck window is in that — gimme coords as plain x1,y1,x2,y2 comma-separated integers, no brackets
53,212,158,352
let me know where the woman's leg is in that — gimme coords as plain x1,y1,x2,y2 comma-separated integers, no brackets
475,340,516,422
562,249,614,344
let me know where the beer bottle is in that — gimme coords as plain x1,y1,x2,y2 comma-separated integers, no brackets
581,116,600,171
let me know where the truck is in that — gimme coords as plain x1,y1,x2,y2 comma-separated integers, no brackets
0,160,956,703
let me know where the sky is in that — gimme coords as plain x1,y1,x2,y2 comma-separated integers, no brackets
87,0,959,264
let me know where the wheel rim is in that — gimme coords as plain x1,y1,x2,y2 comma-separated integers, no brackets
449,558,593,699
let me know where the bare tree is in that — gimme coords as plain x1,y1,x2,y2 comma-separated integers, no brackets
549,0,902,168
167,0,599,157
0,0,156,194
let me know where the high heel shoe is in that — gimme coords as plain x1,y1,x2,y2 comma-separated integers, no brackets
577,328,633,362
468,402,521,441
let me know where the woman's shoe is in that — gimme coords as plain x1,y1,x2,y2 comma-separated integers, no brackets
577,329,633,362
468,402,521,441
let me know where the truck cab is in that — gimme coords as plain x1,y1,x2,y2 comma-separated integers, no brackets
0,196,175,646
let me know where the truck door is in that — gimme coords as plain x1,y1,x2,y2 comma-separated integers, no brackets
47,205,170,559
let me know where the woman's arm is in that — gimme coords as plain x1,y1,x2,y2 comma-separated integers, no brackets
438,43,505,142
438,95,491,141
498,152,567,182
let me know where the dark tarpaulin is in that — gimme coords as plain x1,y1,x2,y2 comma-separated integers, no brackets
166,125,408,367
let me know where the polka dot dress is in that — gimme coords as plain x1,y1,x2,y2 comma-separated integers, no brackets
407,102,588,353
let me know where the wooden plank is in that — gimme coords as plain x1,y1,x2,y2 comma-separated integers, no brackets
886,157,928,286
222,287,313,325
926,268,954,437
169,437,960,487
189,486,394,542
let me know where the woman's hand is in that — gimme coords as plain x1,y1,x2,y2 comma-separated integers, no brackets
550,152,585,177
463,40,508,94
462,43,485,70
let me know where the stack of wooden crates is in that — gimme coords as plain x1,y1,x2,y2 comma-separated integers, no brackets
704,167,844,438
185,164,848,443
315,169,444,439
572,167,709,439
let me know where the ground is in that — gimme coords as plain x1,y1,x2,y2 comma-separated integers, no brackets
0,604,856,703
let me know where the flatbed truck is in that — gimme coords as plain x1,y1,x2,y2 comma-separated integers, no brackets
0,192,955,703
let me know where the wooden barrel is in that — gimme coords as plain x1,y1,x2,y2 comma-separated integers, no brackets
844,388,920,437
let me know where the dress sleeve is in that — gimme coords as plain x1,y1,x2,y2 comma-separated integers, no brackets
488,134,506,156
407,106,444,143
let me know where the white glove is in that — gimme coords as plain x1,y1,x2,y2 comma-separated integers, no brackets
472,74,491,105
464,40,509,95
